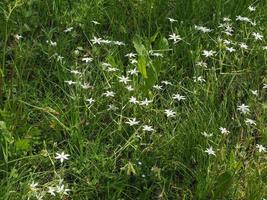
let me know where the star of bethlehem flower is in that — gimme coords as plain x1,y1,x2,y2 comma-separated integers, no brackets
219,127,230,135
248,5,256,12
48,187,56,196
106,67,118,72
194,25,212,33
125,118,140,126
245,118,256,125
103,91,115,97
168,33,182,44
107,104,118,111
129,96,139,104
80,82,93,89
168,17,177,23
64,27,73,33
196,61,207,68
139,98,153,106
172,93,186,101
263,84,267,89
193,76,206,83
29,181,38,191
202,50,216,57
64,80,77,85
201,131,213,138
153,85,163,90
126,85,134,91
226,47,236,53
256,144,266,153
252,32,263,41
239,43,248,49
237,104,250,114
86,98,95,104
91,36,103,44
118,75,131,84
56,184,70,195
205,147,216,156
91,20,100,25
14,34,23,40
128,68,138,75
251,90,258,96
125,53,136,58
55,151,70,163
130,59,138,64
142,125,154,132
161,80,172,85
82,57,93,63
164,109,176,118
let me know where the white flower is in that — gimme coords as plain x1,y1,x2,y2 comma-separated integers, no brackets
55,152,70,163
172,93,186,101
142,125,154,132
126,118,140,126
129,96,139,104
193,76,206,83
64,27,73,33
113,41,125,46
219,127,230,135
223,17,231,22
248,6,256,12
164,109,176,118
251,90,258,96
91,20,100,25
107,104,118,111
161,80,172,85
239,43,248,49
226,47,236,53
196,61,207,68
194,25,212,33
205,147,216,156
125,53,136,58
252,32,263,41
103,91,115,97
128,68,138,76
118,76,131,84
14,34,23,40
91,37,103,44
56,184,70,195
263,46,267,51
47,40,57,46
168,17,177,23
263,84,267,89
245,118,256,125
256,144,266,153
86,98,95,104
29,181,38,191
64,80,77,85
153,85,163,90
139,98,153,106
82,57,93,63
70,70,81,76
168,33,182,44
48,187,56,196
81,82,93,89
202,50,216,57
106,67,118,72
126,85,134,91
201,131,213,138
130,59,138,64
237,104,250,114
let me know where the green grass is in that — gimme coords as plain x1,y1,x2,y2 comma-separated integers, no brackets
0,0,267,199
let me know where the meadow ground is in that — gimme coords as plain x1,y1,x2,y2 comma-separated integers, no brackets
0,0,267,199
